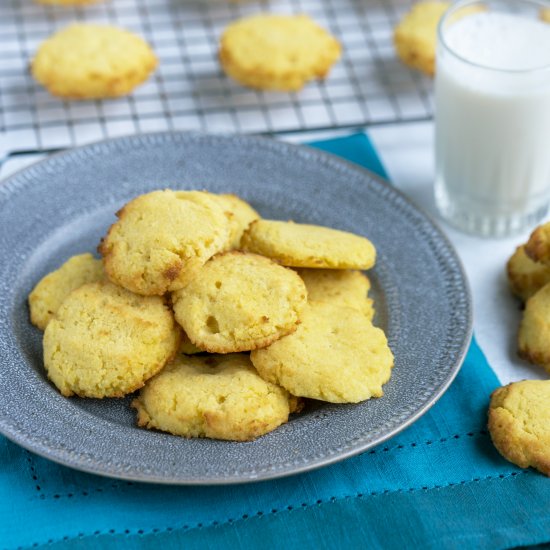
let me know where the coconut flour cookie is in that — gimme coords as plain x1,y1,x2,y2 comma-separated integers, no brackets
29,253,104,331
241,219,376,270
507,245,550,302
172,252,307,353
296,268,374,320
43,281,180,398
219,194,260,249
518,282,550,373
219,14,341,91
488,380,550,476
251,301,393,403
525,222,550,266
32,24,157,99
394,1,450,76
132,354,298,441
99,190,232,296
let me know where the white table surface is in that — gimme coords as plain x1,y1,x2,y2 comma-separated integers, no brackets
1,123,546,385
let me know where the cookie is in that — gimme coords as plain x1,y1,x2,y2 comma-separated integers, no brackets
37,0,102,4
132,354,298,441
241,219,376,269
32,24,157,99
507,245,550,302
219,194,260,249
43,281,180,398
488,380,550,476
394,1,450,76
172,252,307,353
99,190,232,296
525,222,550,265
296,268,374,320
251,301,393,403
518,282,550,373
219,14,341,91
179,332,204,355
28,253,104,331
542,8,550,23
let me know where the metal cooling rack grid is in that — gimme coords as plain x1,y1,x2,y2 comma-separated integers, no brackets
0,0,433,157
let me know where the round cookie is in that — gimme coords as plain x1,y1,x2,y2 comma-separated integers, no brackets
99,190,232,296
179,332,204,355
241,219,376,269
29,253,104,331
507,245,550,302
32,24,157,99
132,354,298,441
219,14,341,91
251,301,393,403
296,268,374,320
488,380,550,476
172,252,307,353
219,194,260,249
393,1,450,76
525,222,550,266
518,282,550,373
43,281,180,398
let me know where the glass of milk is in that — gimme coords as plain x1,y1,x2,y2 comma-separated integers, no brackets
434,0,550,237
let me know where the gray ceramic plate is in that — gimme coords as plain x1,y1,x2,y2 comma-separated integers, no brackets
0,132,472,484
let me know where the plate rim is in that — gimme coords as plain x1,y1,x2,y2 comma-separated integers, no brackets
0,131,473,485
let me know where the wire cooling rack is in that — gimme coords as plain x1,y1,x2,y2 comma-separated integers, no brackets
0,0,433,157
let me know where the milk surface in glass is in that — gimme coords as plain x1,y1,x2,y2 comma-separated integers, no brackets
434,0,550,237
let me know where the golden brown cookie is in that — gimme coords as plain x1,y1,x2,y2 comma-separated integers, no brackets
241,219,376,269
28,253,104,330
132,354,298,441
488,380,550,476
251,301,393,403
296,268,374,320
32,24,157,99
43,281,180,398
99,190,232,296
393,1,450,76
219,14,341,91
525,222,550,266
172,251,307,353
507,245,550,302
518,282,550,373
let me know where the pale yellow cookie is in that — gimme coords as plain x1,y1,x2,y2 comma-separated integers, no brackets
241,219,376,270
179,332,205,355
32,24,157,100
132,354,298,441
518,282,550,373
251,301,393,403
488,380,550,476
507,245,550,302
43,281,180,398
394,1,450,76
28,253,104,331
219,14,341,91
525,222,550,266
219,194,260,249
99,190,232,296
296,268,374,320
542,8,550,23
172,252,307,353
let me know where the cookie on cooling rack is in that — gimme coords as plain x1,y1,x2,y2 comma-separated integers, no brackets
488,380,550,476
132,353,299,441
32,24,157,99
393,1,450,76
36,0,103,5
241,219,376,270
172,251,307,353
296,268,374,321
99,190,232,296
43,281,180,398
28,253,104,331
219,14,341,91
251,301,393,403
506,245,550,303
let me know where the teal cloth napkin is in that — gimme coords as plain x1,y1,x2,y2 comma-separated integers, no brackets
2,134,549,550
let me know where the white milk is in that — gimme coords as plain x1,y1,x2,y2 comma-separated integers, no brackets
434,10,550,236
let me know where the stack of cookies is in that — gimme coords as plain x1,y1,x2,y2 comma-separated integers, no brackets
29,189,394,442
